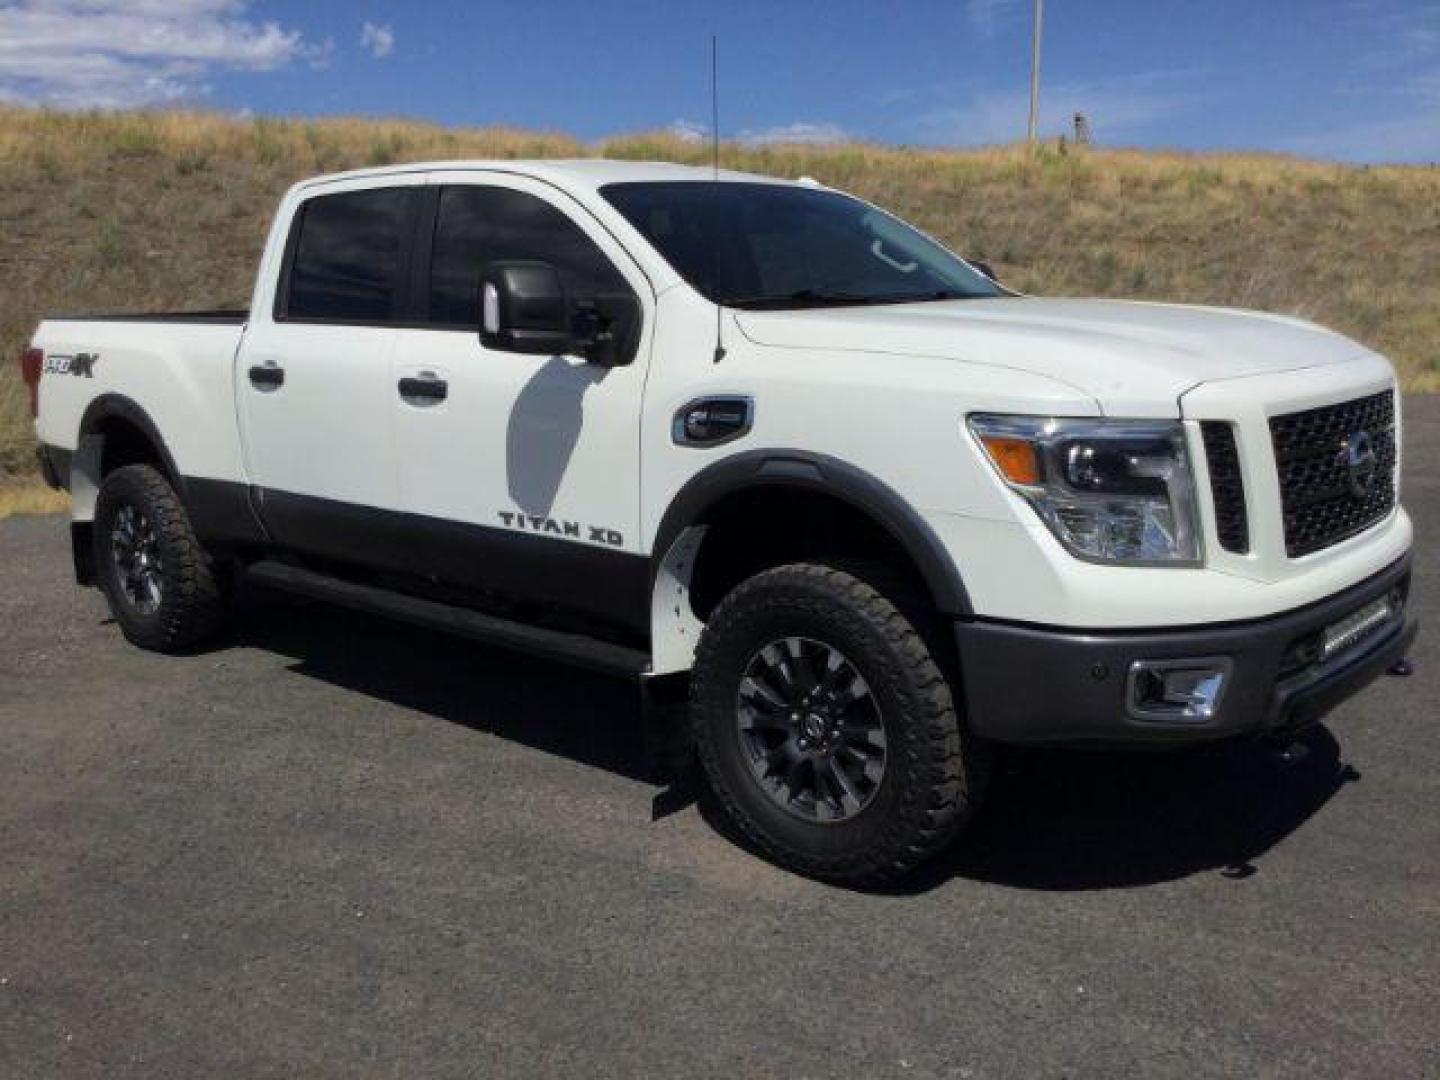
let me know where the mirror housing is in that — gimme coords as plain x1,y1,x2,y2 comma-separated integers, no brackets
479,260,628,365
969,259,1001,284
480,261,577,356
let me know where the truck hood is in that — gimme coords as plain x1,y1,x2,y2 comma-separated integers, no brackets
734,297,1371,416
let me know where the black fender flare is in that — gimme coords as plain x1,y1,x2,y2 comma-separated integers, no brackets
78,393,186,497
77,393,269,549
651,449,973,617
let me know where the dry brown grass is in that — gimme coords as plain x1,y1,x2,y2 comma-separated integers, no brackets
0,481,68,519
2,107,1437,481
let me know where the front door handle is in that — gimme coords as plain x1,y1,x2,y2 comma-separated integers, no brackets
399,373,448,405
248,363,285,391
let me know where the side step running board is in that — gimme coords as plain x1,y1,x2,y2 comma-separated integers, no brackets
244,560,651,679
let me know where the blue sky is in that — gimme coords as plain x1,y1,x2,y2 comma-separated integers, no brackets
1,1,1438,162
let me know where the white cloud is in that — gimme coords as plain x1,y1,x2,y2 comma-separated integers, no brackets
360,21,394,59
666,118,851,146
965,0,1020,38
912,72,1202,147
307,37,335,71
0,0,318,108
667,118,706,143
738,121,851,146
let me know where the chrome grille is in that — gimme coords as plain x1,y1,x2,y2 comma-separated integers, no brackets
1269,390,1396,558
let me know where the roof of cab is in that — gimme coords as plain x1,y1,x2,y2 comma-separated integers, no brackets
296,158,791,194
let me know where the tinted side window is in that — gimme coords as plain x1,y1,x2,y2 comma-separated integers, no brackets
285,188,410,322
429,186,636,340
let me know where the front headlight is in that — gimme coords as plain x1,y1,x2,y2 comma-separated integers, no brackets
968,414,1202,565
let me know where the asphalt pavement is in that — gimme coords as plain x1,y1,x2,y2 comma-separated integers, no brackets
2,400,1438,1078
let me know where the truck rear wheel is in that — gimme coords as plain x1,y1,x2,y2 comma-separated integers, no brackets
93,464,227,653
691,563,982,886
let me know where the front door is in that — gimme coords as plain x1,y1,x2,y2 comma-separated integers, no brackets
389,175,654,631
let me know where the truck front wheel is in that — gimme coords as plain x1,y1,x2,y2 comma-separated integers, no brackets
93,464,227,653
691,563,983,885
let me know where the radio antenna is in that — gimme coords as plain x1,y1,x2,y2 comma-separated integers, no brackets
710,34,726,364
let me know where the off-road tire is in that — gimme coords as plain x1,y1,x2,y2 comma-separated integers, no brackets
691,562,982,885
93,464,227,652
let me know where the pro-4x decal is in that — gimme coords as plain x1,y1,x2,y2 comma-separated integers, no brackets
43,352,98,377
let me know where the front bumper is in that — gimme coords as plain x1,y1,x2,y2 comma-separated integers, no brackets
956,554,1416,746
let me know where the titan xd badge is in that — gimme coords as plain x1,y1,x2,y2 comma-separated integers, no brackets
497,511,623,547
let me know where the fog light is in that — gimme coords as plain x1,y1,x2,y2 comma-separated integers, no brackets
1319,592,1398,662
1127,657,1233,724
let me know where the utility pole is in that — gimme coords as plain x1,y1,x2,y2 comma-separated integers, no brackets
1027,0,1044,144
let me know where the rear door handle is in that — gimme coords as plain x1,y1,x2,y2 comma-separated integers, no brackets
248,363,285,391
399,373,448,405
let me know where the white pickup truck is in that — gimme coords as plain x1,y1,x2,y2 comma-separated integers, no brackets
23,160,1416,883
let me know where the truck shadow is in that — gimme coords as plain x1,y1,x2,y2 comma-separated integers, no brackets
689,722,1353,895
884,726,1355,894
233,588,1355,895
234,587,651,784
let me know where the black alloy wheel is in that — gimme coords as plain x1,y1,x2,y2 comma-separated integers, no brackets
736,636,887,823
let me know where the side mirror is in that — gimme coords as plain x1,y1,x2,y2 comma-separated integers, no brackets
969,259,1000,284
480,261,576,356
479,260,629,366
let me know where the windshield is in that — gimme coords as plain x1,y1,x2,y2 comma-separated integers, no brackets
600,181,1005,309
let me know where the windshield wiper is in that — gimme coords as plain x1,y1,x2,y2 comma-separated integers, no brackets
725,288,988,310
724,289,879,310
875,290,985,304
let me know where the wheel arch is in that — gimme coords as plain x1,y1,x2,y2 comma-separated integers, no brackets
67,395,187,586
648,450,972,675
72,393,268,568
77,394,186,498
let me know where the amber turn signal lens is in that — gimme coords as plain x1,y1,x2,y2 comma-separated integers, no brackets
979,435,1042,486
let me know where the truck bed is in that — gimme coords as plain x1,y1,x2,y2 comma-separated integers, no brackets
32,313,252,489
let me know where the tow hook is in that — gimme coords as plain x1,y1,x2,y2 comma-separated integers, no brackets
1387,657,1414,677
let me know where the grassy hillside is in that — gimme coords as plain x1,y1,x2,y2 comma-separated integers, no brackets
2,107,1438,482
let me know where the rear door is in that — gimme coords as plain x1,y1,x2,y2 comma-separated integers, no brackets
388,174,655,631
237,175,425,564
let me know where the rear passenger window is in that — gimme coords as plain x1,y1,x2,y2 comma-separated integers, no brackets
284,188,410,322
429,187,637,346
